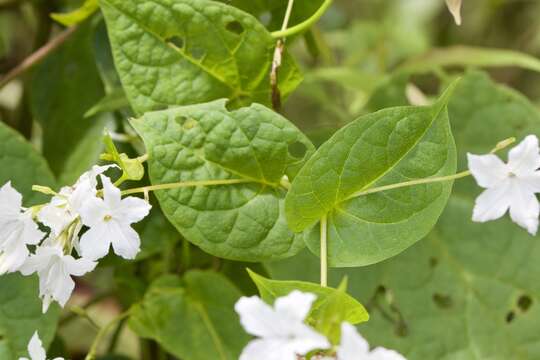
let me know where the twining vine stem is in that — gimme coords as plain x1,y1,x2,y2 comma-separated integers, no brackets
0,26,77,89
270,0,295,110
121,178,253,196
271,0,333,39
320,214,328,287
85,311,130,360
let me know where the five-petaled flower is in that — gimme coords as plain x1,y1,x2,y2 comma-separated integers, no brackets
79,175,151,260
468,135,540,235
20,244,97,313
0,182,44,274
18,331,64,360
235,290,330,360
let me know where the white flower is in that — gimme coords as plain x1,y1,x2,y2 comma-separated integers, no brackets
79,175,151,260
0,182,44,274
38,165,116,235
336,323,406,360
19,331,63,360
468,135,540,235
20,244,96,313
235,290,330,360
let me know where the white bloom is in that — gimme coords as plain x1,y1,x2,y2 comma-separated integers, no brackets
337,323,406,360
19,331,63,360
0,182,44,274
79,175,151,260
38,165,116,235
235,290,330,360
20,244,96,313
468,135,540,235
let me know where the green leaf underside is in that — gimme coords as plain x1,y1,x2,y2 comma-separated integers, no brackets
99,0,302,115
30,24,105,178
0,275,60,358
0,121,56,204
129,271,249,360
285,82,458,267
248,270,369,328
268,71,540,360
131,100,315,261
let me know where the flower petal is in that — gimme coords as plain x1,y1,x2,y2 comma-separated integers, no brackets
508,183,540,235
38,204,71,236
101,175,122,210
508,135,540,175
235,296,282,338
79,225,112,261
63,255,97,276
27,331,46,360
337,323,369,360
48,261,75,307
116,196,152,224
274,290,316,323
472,185,511,223
368,347,407,360
467,153,508,188
109,222,141,259
240,339,296,360
79,197,108,228
0,181,22,217
0,241,29,274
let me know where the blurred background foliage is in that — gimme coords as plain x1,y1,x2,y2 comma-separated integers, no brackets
2,0,540,359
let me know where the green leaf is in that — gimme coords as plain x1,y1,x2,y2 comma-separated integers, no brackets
285,82,458,267
129,271,249,360
99,0,302,115
51,0,99,26
271,71,540,360
84,88,130,118
131,100,314,261
247,269,369,330
0,120,55,204
399,45,540,74
0,274,60,358
30,23,105,178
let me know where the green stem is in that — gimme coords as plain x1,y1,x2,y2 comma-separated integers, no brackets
121,178,253,196
281,0,295,33
85,311,130,360
271,0,333,38
320,214,328,287
345,170,471,201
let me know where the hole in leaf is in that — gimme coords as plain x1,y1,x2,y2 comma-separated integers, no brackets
429,257,438,268
433,293,453,309
288,141,307,158
168,36,184,48
517,295,532,312
376,285,387,295
226,20,244,35
259,11,272,26
189,47,206,61
506,311,515,323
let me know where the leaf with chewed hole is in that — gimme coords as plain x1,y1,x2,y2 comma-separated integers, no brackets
285,81,458,267
131,100,314,261
99,0,302,115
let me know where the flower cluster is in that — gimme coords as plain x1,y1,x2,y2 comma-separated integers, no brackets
0,165,151,312
469,135,540,235
235,291,406,360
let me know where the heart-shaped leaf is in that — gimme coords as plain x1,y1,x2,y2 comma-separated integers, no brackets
131,100,314,261
285,81,458,267
99,0,302,115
